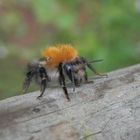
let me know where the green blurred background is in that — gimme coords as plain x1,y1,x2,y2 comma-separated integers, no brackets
0,0,139,100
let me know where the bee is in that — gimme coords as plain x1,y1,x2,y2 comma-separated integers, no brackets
23,44,106,101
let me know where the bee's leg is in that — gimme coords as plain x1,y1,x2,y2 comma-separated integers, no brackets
84,69,88,81
87,63,107,77
64,65,75,92
58,63,70,101
84,69,89,82
81,68,93,84
69,69,75,92
81,57,107,77
37,67,48,99
23,71,34,94
64,64,78,92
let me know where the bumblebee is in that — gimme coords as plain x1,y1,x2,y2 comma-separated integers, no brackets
23,44,106,101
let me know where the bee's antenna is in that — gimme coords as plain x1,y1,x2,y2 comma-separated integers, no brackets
88,59,103,63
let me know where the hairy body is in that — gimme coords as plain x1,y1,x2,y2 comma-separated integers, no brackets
23,44,106,101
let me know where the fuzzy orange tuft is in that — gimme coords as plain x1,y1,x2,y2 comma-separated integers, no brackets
42,44,79,67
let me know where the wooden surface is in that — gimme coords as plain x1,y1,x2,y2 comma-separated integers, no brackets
0,64,140,140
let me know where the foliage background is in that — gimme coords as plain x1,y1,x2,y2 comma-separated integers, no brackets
0,0,139,100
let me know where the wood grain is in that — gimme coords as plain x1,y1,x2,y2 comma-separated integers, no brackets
0,64,140,140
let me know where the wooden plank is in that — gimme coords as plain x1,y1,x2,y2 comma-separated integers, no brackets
0,64,140,140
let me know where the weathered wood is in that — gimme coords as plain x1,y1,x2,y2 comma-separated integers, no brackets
0,64,140,140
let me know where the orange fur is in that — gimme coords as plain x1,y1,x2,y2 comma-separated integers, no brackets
42,44,79,67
